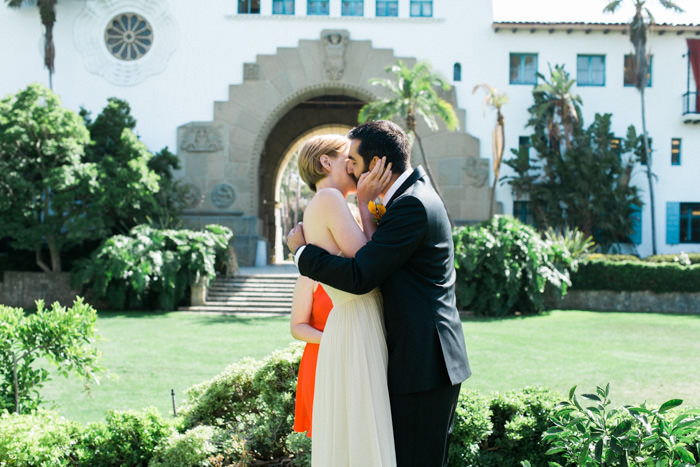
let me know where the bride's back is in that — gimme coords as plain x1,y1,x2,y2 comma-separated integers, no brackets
302,188,343,256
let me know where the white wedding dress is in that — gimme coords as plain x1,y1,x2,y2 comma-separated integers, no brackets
311,283,396,467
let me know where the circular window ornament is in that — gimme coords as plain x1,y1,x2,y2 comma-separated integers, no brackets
105,13,153,61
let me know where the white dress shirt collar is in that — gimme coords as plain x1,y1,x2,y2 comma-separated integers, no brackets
383,168,413,205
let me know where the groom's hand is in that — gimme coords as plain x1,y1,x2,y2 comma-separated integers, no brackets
287,222,307,255
357,157,392,205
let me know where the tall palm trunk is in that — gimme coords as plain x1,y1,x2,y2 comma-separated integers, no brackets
640,86,657,254
489,113,505,218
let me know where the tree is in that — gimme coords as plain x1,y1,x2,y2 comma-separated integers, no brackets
503,65,643,251
472,83,508,218
0,83,99,272
604,0,684,255
81,98,161,235
5,0,58,89
358,60,459,219
0,297,103,414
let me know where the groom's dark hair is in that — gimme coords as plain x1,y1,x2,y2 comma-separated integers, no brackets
347,120,409,174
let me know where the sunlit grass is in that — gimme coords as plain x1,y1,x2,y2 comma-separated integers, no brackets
41,310,700,423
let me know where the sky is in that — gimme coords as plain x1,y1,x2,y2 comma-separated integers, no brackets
492,0,700,24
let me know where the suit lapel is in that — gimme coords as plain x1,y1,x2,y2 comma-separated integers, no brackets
386,166,426,209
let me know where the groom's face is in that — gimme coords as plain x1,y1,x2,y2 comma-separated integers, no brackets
347,139,368,183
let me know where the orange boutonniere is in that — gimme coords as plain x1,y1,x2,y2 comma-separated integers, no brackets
368,200,386,223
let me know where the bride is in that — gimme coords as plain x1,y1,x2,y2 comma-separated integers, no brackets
294,134,396,466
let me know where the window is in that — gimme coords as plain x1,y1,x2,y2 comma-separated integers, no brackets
410,0,432,17
513,201,534,225
376,0,398,16
238,0,260,14
519,136,531,158
342,0,363,16
307,0,329,15
577,54,605,86
671,138,681,166
610,136,621,156
680,203,700,243
453,63,461,82
640,138,652,166
510,53,538,85
273,0,294,14
624,54,652,87
629,204,642,244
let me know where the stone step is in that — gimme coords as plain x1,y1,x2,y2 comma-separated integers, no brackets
179,305,291,314
207,296,292,304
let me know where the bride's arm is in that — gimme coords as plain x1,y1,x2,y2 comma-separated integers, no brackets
356,157,392,241
290,276,322,344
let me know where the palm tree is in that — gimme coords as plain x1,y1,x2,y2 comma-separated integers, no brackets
358,60,459,218
533,64,582,154
604,0,684,255
472,83,508,218
6,0,57,89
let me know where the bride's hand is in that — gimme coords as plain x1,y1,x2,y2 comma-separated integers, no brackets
357,157,392,205
287,222,306,255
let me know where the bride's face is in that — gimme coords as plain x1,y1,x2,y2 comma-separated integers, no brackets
325,143,356,194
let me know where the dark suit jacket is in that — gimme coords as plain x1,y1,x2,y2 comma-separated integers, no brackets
298,166,471,395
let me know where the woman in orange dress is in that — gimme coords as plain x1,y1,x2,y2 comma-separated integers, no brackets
290,275,333,437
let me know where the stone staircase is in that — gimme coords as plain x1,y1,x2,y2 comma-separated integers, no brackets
179,272,298,314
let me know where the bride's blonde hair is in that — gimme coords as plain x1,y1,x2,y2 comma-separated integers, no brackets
297,134,348,192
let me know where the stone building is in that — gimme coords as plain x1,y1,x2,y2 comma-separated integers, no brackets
1,0,698,263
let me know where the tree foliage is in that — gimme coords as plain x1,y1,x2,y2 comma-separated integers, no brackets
0,297,103,414
358,60,458,220
0,83,98,272
503,65,643,251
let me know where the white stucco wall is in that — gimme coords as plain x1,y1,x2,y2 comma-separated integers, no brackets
0,0,698,255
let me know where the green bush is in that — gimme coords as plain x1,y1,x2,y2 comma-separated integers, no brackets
453,215,572,316
0,298,103,414
0,410,82,466
78,408,174,466
544,384,700,466
585,253,641,262
149,425,217,467
448,390,493,466
646,252,700,265
73,224,232,310
571,260,700,293
180,343,304,464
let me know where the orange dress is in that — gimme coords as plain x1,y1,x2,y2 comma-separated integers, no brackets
293,284,333,437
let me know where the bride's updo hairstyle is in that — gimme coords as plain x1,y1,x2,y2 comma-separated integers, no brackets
297,134,348,192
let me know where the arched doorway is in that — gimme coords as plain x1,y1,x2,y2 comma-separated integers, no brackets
177,30,487,266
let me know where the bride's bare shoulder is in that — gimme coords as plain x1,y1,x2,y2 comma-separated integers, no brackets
307,188,345,209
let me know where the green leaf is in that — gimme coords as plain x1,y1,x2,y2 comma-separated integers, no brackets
674,446,695,463
658,399,683,413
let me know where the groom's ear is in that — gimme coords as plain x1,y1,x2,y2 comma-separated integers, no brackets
367,156,380,172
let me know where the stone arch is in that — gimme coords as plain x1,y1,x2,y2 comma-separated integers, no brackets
177,30,487,265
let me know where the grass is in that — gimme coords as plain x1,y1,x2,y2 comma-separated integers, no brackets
41,310,700,423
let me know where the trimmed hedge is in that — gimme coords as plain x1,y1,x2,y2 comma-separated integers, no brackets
572,261,700,293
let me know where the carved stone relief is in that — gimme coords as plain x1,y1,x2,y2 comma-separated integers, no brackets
243,63,260,80
464,158,489,187
180,125,224,153
211,183,236,209
321,29,349,81
182,183,203,208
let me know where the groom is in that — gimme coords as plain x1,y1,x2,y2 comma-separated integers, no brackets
287,120,470,466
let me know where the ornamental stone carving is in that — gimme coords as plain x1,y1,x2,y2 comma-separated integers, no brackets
74,0,178,86
182,183,203,208
211,183,236,209
180,125,223,153
464,158,489,188
243,63,260,81
321,30,349,81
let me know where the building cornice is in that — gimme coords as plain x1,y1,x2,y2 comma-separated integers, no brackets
493,21,700,36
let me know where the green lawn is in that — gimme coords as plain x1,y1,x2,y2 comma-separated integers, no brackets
42,310,700,423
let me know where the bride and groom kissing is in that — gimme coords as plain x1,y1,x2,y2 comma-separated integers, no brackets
287,120,471,467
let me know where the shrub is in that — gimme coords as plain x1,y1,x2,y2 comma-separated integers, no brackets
73,224,232,310
453,215,572,316
585,253,641,262
571,260,700,293
646,252,700,265
0,298,103,414
544,384,700,466
448,390,493,466
78,408,174,466
149,425,217,467
0,410,82,466
180,343,304,464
